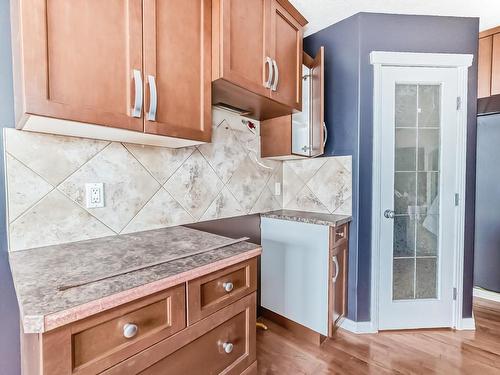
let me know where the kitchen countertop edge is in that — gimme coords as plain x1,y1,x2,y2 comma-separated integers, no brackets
261,210,352,227
22,246,261,334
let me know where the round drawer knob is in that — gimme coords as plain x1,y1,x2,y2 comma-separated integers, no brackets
223,282,234,292
223,342,234,354
123,323,138,339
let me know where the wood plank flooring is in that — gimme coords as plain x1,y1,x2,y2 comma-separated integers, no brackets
256,298,500,374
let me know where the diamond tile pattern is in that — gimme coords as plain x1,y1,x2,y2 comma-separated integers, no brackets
6,154,53,222
9,190,114,251
201,187,244,221
122,189,193,234
164,149,223,220
283,156,352,215
286,185,330,213
5,129,108,185
307,157,352,212
4,109,352,251
59,143,161,233
227,156,269,212
198,121,247,184
124,143,195,184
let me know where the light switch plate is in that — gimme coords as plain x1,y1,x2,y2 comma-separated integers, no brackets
274,182,281,196
85,183,104,208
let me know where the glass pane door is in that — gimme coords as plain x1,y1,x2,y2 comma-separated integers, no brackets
393,84,441,301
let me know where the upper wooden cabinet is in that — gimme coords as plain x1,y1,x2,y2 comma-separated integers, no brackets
269,0,303,109
261,47,325,160
11,0,211,147
143,0,212,143
212,0,307,120
212,0,271,98
13,0,144,131
478,26,500,98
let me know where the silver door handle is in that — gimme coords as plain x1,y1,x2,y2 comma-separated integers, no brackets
332,255,339,283
323,122,328,147
131,69,143,118
384,209,395,219
271,59,279,91
147,75,157,121
264,57,274,88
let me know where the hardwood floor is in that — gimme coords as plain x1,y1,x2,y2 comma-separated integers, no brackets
256,298,500,374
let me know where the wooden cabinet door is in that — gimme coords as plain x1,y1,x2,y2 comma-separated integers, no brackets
491,34,500,96
478,36,493,98
215,0,272,98
260,115,292,158
307,47,325,157
329,227,348,336
143,0,212,142
269,0,303,110
20,0,143,131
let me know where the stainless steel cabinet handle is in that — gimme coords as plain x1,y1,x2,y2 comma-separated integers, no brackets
131,69,143,118
123,323,138,339
271,59,279,91
264,57,274,88
147,75,157,121
222,342,234,354
323,122,328,147
332,255,339,283
223,282,234,292
384,209,395,219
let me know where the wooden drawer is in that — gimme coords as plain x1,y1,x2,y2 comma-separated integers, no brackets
187,258,257,324
43,284,186,375
103,292,257,375
330,224,348,248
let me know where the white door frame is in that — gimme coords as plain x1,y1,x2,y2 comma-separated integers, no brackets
370,51,473,331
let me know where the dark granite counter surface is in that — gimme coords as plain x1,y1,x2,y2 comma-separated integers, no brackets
9,226,261,333
261,210,352,227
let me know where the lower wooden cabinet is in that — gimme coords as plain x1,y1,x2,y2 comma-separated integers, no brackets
261,217,349,342
188,258,258,324
329,228,349,335
21,259,258,375
103,293,256,375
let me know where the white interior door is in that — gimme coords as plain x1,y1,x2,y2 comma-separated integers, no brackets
378,66,459,330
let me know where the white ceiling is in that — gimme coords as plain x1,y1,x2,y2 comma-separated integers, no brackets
289,0,500,36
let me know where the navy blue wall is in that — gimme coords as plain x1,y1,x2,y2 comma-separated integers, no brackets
303,15,362,321
305,13,478,321
0,1,21,374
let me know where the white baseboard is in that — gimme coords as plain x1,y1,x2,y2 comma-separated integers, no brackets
340,317,476,332
340,318,377,334
457,317,476,330
473,287,500,302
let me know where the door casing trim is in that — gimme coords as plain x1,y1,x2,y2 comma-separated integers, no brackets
370,51,473,331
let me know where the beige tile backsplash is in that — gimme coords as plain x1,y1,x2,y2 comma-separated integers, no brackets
4,108,352,251
282,156,352,215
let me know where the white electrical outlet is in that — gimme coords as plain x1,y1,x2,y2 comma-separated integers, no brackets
85,183,104,208
274,182,281,196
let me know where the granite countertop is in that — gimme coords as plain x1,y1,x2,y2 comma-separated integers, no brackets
261,210,352,227
9,226,261,334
